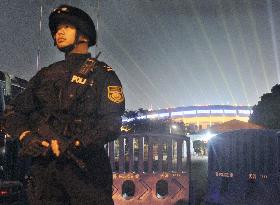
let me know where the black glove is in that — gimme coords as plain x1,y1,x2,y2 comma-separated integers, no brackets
19,132,49,157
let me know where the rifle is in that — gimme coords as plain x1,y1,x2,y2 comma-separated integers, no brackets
32,57,101,171
37,120,87,172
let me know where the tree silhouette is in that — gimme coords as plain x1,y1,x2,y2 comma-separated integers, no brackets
123,110,138,119
250,84,280,129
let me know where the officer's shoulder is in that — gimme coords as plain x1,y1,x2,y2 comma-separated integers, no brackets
95,60,115,74
46,60,65,70
39,60,65,74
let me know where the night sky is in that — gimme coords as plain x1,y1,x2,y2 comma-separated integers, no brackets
1,0,280,110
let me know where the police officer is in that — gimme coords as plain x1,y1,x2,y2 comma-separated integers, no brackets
5,4,125,205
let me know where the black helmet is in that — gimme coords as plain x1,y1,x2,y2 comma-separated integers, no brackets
49,4,96,47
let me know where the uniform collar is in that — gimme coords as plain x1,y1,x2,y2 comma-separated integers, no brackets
65,53,91,62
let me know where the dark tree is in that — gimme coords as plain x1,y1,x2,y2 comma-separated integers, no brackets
193,140,207,156
123,110,138,119
137,108,148,116
250,84,280,129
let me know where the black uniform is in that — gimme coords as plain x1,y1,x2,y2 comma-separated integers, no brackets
5,53,125,204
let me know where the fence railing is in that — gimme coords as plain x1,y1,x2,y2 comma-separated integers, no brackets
107,133,191,205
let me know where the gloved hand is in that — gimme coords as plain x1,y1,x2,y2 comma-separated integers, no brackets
51,140,60,157
50,138,73,157
19,131,50,157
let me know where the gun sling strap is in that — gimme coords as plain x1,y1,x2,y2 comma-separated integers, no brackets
63,57,100,110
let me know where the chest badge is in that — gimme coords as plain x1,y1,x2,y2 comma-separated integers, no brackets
71,75,87,85
107,86,124,103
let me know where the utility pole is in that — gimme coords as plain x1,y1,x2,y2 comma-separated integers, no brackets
95,0,100,56
36,2,43,71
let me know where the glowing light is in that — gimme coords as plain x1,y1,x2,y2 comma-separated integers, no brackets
169,124,178,134
246,0,270,92
147,114,158,119
171,125,177,129
137,116,146,120
211,110,223,114
189,0,237,104
197,110,210,114
0,190,8,195
158,113,169,118
171,111,184,116
184,110,196,115
238,110,251,115
103,27,172,107
204,131,215,142
224,110,236,114
267,0,280,83
216,0,250,105
228,0,260,98
151,11,196,105
121,126,130,132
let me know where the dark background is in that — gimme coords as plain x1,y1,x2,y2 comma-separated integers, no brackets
1,0,280,110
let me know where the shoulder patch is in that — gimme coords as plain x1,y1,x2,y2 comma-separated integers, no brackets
104,65,113,72
107,86,124,103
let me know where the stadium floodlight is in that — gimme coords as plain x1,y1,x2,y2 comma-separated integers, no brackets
172,124,177,129
204,131,215,142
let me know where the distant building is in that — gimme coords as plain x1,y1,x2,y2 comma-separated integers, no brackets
124,105,252,131
0,71,28,103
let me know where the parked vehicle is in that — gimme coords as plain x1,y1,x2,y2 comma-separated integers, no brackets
0,71,27,204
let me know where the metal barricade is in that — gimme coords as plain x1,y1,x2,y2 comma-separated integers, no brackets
206,129,280,205
107,133,191,205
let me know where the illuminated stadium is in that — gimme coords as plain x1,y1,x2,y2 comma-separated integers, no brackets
124,105,252,131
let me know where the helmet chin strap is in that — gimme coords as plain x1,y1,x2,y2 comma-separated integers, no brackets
55,31,83,54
